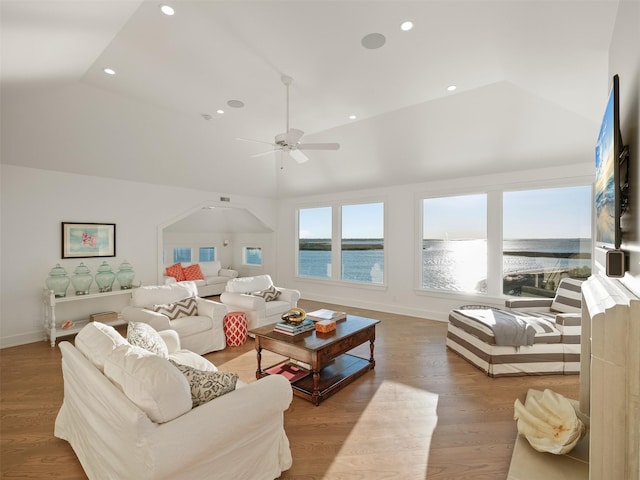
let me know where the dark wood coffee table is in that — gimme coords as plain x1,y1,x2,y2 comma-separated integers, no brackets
250,315,380,406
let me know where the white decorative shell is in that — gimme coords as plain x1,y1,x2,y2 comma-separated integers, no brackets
513,389,586,455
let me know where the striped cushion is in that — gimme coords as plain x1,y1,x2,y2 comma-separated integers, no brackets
550,279,583,314
449,309,560,346
152,296,198,320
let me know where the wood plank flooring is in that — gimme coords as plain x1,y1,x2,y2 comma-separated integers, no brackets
0,299,580,479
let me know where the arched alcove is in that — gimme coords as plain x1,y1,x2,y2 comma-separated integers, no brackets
156,201,274,283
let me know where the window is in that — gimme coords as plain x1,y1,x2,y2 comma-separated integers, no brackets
298,207,332,278
341,203,384,284
243,246,263,266
173,247,191,263
422,194,487,293
199,247,216,262
503,186,592,296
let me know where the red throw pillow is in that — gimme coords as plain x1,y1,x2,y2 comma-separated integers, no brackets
165,263,186,282
183,264,205,281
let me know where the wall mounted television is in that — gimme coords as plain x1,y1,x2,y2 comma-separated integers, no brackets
594,74,629,250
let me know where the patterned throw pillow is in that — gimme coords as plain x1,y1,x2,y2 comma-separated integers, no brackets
170,361,238,407
127,322,169,359
165,263,186,282
183,264,205,281
251,285,281,302
152,296,198,320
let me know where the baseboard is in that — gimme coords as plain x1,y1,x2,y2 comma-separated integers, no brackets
299,292,448,322
0,331,48,349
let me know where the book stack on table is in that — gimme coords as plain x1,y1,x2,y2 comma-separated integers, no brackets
273,318,315,336
306,309,347,322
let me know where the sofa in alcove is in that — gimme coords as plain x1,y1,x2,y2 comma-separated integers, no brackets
163,261,238,297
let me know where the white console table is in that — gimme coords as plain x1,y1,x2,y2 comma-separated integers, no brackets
43,288,135,346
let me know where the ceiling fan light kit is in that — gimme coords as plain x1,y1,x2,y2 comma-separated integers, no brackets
237,75,339,167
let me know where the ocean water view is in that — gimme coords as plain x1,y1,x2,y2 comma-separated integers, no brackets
299,238,592,294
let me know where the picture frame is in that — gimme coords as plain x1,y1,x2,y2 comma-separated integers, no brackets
62,222,116,259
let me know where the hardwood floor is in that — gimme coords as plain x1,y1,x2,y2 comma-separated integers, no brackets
0,300,580,479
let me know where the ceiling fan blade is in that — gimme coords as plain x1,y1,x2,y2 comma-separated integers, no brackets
297,142,340,150
285,128,304,145
236,137,275,146
289,149,309,164
250,149,277,158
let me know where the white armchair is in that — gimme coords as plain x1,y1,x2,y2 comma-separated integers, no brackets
122,281,228,354
220,274,300,330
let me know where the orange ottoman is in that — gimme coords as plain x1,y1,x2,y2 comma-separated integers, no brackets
223,311,248,347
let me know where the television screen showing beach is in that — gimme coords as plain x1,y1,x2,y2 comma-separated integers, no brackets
594,88,616,246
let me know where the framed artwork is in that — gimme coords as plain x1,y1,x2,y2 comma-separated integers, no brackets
62,222,116,259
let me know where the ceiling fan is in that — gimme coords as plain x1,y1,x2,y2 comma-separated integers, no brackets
237,75,340,166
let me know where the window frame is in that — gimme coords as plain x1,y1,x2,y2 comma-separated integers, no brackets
417,181,593,299
420,192,488,294
242,245,263,267
172,247,192,264
501,184,593,297
198,246,216,263
295,199,387,286
297,206,333,280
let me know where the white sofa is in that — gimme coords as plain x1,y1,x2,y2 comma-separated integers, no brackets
164,261,238,297
122,282,227,354
55,322,293,480
220,274,301,331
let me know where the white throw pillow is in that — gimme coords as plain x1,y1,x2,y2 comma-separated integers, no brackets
127,322,169,358
169,350,218,372
75,322,128,372
104,345,192,424
200,261,221,277
226,275,272,293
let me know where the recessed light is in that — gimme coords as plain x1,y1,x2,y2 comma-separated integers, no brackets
103,68,116,75
349,115,357,120
361,33,386,50
160,5,175,16
216,109,225,114
447,85,457,92
400,21,414,31
227,100,245,108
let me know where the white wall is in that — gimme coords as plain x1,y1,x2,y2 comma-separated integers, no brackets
162,231,277,278
276,163,594,321
163,233,233,269
609,0,640,296
0,165,277,348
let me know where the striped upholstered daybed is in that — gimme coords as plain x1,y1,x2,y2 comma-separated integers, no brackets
446,278,583,377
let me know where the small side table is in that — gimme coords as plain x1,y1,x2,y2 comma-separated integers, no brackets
223,311,248,347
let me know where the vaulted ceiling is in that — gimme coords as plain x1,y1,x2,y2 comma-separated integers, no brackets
1,1,619,199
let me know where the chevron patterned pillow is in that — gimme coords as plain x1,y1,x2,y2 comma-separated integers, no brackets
251,285,281,302
152,296,198,320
